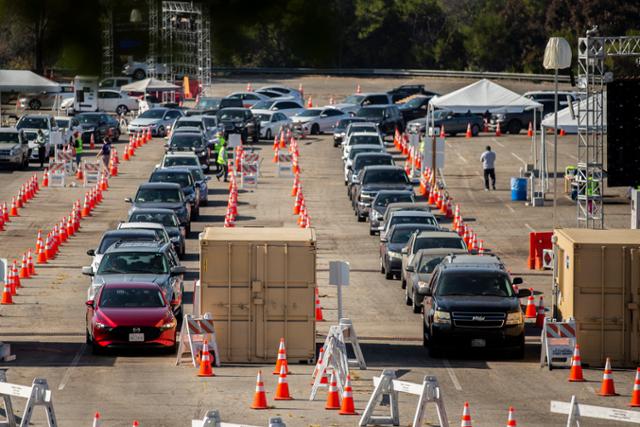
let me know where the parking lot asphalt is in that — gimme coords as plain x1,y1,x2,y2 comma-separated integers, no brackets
0,76,635,427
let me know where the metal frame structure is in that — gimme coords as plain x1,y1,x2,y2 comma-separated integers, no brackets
147,0,160,79
576,31,640,228
101,7,114,78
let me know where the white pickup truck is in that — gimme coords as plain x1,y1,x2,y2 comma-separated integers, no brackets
15,114,63,161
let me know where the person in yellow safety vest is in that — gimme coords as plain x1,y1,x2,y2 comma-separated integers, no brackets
216,138,228,182
74,131,83,167
213,131,226,174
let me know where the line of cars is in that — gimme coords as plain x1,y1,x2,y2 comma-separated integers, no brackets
81,149,210,354
337,121,529,358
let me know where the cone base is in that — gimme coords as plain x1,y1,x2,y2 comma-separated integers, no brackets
630,402,640,407
599,391,618,396
568,378,585,382
250,406,268,410
325,406,340,410
198,372,214,377
339,410,358,416
274,396,293,401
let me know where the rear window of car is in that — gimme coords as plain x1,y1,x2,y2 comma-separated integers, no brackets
150,171,192,188
374,193,414,207
135,188,182,203
436,272,513,297
414,236,465,251
169,134,204,149
354,156,393,171
129,212,178,227
349,135,381,146
389,215,436,227
97,234,156,254
390,228,421,243
99,287,165,308
175,121,203,129
363,169,408,185
163,156,199,167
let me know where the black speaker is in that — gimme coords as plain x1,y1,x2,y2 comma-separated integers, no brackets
607,77,640,187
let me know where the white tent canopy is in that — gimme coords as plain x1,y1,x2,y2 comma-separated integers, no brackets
430,78,542,113
0,70,60,93
541,94,607,134
121,78,180,92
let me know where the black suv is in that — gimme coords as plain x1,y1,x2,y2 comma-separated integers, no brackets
420,254,527,358
351,165,412,221
76,112,121,142
355,105,404,135
186,97,243,116
165,132,210,172
398,94,439,122
216,108,259,143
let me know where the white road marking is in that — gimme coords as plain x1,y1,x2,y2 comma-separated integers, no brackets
504,204,516,213
442,358,463,391
456,152,468,164
511,152,527,166
491,137,505,148
586,384,596,394
58,343,86,390
524,223,535,232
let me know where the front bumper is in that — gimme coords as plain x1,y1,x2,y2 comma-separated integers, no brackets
128,124,157,135
92,325,176,349
386,256,402,272
430,323,524,349
0,153,24,164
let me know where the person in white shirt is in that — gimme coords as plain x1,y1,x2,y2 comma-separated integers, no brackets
480,145,496,191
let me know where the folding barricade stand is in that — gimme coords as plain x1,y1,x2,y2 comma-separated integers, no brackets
48,163,66,187
240,152,260,189
276,152,293,177
551,395,640,425
338,318,367,370
176,312,221,368
309,324,350,400
192,410,286,427
540,317,576,370
0,371,58,427
359,369,449,427
54,147,75,176
82,160,102,187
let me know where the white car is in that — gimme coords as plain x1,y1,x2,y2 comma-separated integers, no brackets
342,132,385,161
258,86,303,100
116,222,171,245
15,114,64,161
252,110,292,140
227,91,270,108
342,122,381,146
250,99,305,118
158,152,202,170
97,90,139,115
19,84,74,110
291,107,349,135
54,116,79,146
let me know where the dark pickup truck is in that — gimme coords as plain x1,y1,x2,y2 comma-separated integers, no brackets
407,110,484,137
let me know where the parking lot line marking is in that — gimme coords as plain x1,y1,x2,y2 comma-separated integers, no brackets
524,223,535,232
491,137,505,148
442,358,462,391
456,152,468,164
511,152,527,166
504,203,516,213
58,343,86,390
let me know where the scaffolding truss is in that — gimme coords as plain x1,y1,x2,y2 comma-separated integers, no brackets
576,32,640,228
147,0,160,79
101,8,114,78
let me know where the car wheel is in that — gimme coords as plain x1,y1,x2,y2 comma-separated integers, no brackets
357,213,365,222
380,259,385,274
385,270,393,280
29,99,41,110
265,129,272,141
157,125,165,137
311,123,320,135
116,105,129,115
369,229,375,236
412,290,421,314
422,322,429,348
133,69,146,80
471,124,480,136
404,286,412,306
508,120,522,134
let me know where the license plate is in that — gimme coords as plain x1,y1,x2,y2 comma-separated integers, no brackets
129,333,144,342
470,339,486,348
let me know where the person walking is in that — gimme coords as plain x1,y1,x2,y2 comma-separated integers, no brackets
74,131,83,167
35,129,47,167
216,140,228,182
480,145,496,191
213,131,226,175
97,137,112,176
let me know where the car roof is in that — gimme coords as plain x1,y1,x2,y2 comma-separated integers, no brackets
360,104,396,109
356,92,389,96
138,182,181,189
388,223,438,234
349,132,381,137
391,211,435,218
353,149,390,155
415,248,468,257
363,165,404,172
171,129,202,135
164,152,199,158
218,107,250,112
129,207,176,215
102,229,157,237
119,222,164,230
103,240,168,253
386,202,430,210
441,254,506,272
251,109,275,115
153,167,191,174
20,114,50,119
415,230,461,237
176,116,203,121
374,189,414,196
100,282,163,290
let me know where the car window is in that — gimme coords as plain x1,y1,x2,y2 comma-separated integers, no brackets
414,236,465,251
97,252,170,275
354,156,392,170
130,212,179,227
100,79,114,88
97,234,156,254
389,216,435,227
349,135,381,146
374,193,414,207
436,272,513,297
390,228,422,244
150,171,193,187
418,255,445,273
135,188,182,203
163,156,199,167
252,100,275,110
169,134,204,149
99,287,165,308
368,95,389,104
363,169,408,185
165,110,182,119
139,109,165,119
17,117,49,130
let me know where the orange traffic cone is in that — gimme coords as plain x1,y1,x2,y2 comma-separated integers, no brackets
356,84,361,94
76,164,84,180
599,357,617,396
630,368,640,407
559,128,566,136
274,364,293,400
11,260,20,290
339,374,357,415
28,249,35,276
19,253,29,279
197,340,214,377
9,197,18,217
465,123,472,138
506,406,516,426
535,295,545,327
273,338,290,375
496,122,502,137
527,122,533,137
1,282,12,304
42,168,49,187
568,344,585,382
250,371,269,409
325,371,341,410
315,291,324,321
37,237,48,264
132,422,139,427
439,124,445,138
461,402,473,427
524,289,537,318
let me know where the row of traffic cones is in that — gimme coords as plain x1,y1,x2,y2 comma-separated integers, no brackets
123,128,151,161
460,402,517,426
223,166,238,227
288,137,311,228
0,173,41,231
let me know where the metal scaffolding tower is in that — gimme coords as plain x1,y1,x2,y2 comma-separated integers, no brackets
576,31,640,228
147,0,160,79
101,8,114,77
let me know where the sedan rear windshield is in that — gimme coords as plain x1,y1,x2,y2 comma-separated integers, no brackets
129,212,179,227
98,234,156,254
390,228,422,244
354,157,393,172
374,193,414,207
389,216,436,228
414,236,465,251
135,188,182,203
150,172,192,188
349,135,381,146
216,110,245,121
163,157,199,167
418,255,445,274
169,135,204,149
97,252,169,275
363,170,408,185
196,98,221,109
349,148,383,161
436,272,513,297
99,287,165,308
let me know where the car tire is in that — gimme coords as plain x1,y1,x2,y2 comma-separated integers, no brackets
357,213,365,222
471,124,480,136
405,286,412,306
508,120,522,135
116,105,129,116
29,99,41,110
412,290,421,314
369,229,375,236
265,129,272,141
157,125,165,137
380,259,385,274
385,270,393,280
311,123,320,135
133,69,146,80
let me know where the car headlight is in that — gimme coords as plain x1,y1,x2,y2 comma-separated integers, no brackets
158,317,177,331
417,280,429,290
433,310,451,324
388,251,402,259
360,193,374,201
10,147,20,155
373,211,383,219
506,311,524,325
95,321,112,330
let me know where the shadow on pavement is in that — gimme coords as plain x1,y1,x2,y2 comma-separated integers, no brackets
7,341,116,367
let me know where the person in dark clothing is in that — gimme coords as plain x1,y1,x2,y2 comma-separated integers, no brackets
35,129,47,167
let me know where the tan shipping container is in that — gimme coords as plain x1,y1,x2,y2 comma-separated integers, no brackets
554,228,640,367
199,227,317,364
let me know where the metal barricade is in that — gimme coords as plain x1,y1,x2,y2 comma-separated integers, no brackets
0,371,58,427
48,163,65,187
82,161,102,187
540,317,576,369
276,152,293,177
54,148,75,175
176,313,221,368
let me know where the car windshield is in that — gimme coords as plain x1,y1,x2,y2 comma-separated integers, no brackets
17,117,48,129
374,193,414,207
354,156,392,170
98,234,157,254
390,228,421,244
139,109,165,119
335,119,356,130
55,119,69,128
135,188,182,203
99,287,165,308
403,97,425,108
414,236,465,251
389,216,435,228
349,147,382,160
254,113,272,122
297,109,321,117
348,126,377,135
216,110,245,121
0,133,20,144
363,169,408,185
150,171,191,188
349,135,380,146
202,117,218,128
175,121,203,130
186,167,205,181
196,98,221,109
418,255,445,273
169,134,204,149
77,114,101,125
356,108,384,119
433,110,449,120
252,100,275,110
344,95,365,104
163,156,199,167
436,272,514,297
97,252,169,275
130,212,179,228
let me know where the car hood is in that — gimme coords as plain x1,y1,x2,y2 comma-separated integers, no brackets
130,118,161,126
436,296,519,313
77,124,98,131
166,227,181,238
133,201,184,211
362,183,413,192
291,116,315,123
386,243,405,252
98,306,170,327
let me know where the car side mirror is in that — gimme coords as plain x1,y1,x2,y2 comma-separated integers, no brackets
82,266,94,276
512,277,523,285
124,197,132,203
401,248,408,255
85,300,95,308
86,249,95,256
405,265,415,272
418,287,432,296
517,288,531,298
380,237,388,243
170,266,186,276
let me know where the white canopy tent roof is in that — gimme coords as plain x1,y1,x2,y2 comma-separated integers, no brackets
0,70,60,93
430,78,542,113
121,78,180,92
541,94,607,134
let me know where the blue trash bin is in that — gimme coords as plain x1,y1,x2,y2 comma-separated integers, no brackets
510,177,527,201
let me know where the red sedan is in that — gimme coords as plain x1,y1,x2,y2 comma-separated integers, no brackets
86,282,178,354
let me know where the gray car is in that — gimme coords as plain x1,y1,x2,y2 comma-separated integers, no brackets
368,190,415,236
128,108,184,137
126,182,191,232
380,223,439,280
0,128,30,169
404,248,468,313
149,167,200,218
127,208,186,259
82,241,186,318
379,202,433,233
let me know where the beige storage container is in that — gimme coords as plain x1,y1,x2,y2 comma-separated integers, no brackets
554,228,640,367
199,227,316,364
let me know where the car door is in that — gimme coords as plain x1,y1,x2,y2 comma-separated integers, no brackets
163,110,182,128
276,101,304,118
320,109,342,132
423,270,440,326
402,233,416,277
